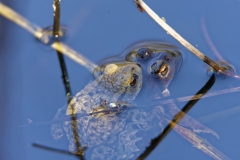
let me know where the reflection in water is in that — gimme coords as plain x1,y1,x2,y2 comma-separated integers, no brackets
0,2,238,160
53,1,84,159
52,63,149,159
138,74,229,160
50,41,230,159
133,0,232,76
97,41,182,98
197,105,240,124
0,2,98,73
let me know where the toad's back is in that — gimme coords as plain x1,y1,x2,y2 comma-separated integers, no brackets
66,63,143,115
51,63,164,160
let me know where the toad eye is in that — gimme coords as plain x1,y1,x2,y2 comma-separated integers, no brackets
150,61,169,78
130,74,138,86
136,48,152,60
159,63,168,76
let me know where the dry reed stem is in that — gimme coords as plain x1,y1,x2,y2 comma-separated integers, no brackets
0,2,97,72
134,0,233,75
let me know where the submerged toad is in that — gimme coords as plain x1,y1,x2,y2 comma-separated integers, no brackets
98,41,183,98
51,41,228,160
96,40,219,139
51,62,164,159
67,63,143,115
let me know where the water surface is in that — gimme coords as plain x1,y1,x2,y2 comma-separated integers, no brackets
1,0,240,159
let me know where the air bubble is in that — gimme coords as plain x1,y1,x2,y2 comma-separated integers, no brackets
37,25,67,45
136,48,151,60
108,103,117,108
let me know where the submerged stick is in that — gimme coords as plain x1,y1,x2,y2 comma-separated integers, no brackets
173,123,230,160
52,1,85,159
0,3,41,38
201,17,225,62
52,42,97,72
52,0,73,103
138,74,216,159
32,143,82,156
152,86,240,105
0,4,92,158
0,2,97,72
134,0,232,75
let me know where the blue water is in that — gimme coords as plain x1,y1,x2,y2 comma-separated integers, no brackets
0,0,240,159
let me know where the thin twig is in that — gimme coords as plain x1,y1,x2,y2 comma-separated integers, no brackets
53,0,61,37
52,1,85,160
0,3,42,38
0,2,97,72
197,105,240,124
53,0,73,104
152,86,240,105
32,143,80,156
52,42,97,72
134,0,233,75
201,17,224,62
137,74,215,159
172,123,230,160
38,85,240,126
0,3,90,158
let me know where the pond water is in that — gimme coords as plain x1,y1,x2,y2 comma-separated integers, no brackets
0,0,240,159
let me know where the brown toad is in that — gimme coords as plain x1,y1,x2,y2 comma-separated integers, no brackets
51,62,165,159
51,41,227,160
